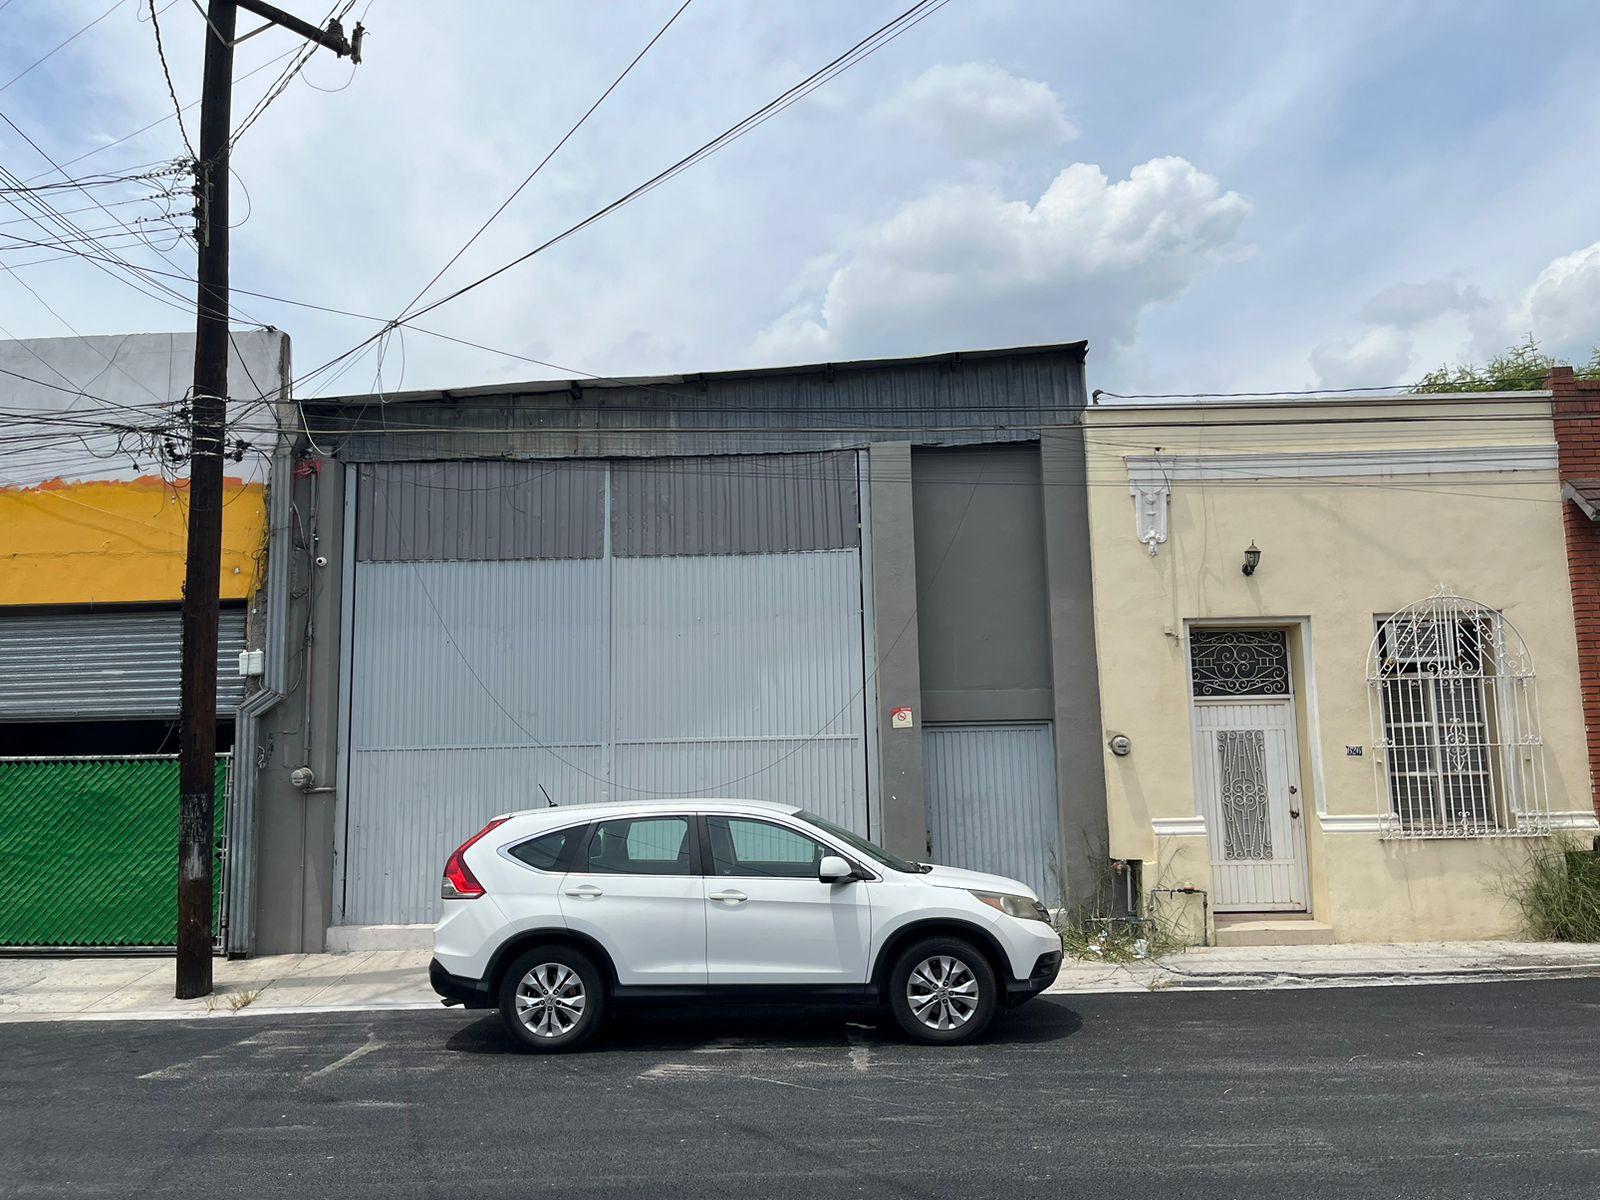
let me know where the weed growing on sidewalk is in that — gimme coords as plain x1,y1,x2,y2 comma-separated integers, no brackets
1507,836,1600,942
1048,852,1191,962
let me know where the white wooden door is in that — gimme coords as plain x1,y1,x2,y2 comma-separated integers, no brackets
1192,700,1307,911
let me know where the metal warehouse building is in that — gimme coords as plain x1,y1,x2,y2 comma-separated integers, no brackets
246,342,1107,953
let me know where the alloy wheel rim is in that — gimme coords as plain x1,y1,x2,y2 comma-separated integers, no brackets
514,963,586,1038
906,955,979,1030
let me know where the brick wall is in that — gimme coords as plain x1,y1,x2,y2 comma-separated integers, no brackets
1550,365,1600,814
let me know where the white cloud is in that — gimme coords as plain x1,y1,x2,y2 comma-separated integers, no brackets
1357,280,1486,330
880,62,1077,159
1521,241,1600,359
753,156,1250,365
1309,326,1414,390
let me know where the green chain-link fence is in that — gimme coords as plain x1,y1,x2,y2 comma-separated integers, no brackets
0,756,228,947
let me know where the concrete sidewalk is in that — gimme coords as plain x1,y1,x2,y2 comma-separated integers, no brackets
1045,939,1600,993
4,940,1600,1023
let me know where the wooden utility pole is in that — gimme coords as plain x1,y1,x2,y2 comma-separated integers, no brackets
176,0,361,999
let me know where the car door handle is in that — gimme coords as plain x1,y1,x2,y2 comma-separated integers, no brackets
565,884,604,899
708,890,748,905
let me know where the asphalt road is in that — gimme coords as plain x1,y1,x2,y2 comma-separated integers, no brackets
4,980,1598,1199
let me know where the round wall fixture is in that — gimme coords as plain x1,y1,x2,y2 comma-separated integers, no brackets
1108,734,1132,757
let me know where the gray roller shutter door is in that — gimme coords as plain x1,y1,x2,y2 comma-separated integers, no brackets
924,724,1061,903
0,609,247,720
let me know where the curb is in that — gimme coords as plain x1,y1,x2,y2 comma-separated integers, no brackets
0,999,447,1025
1048,962,1600,994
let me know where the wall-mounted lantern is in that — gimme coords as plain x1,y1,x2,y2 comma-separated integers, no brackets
1241,541,1261,577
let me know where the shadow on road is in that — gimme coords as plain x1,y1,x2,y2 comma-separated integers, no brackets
444,995,1083,1056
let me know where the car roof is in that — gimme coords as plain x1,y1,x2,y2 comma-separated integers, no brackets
495,797,803,827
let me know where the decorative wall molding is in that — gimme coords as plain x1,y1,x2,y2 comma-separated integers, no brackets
1317,813,1389,833
1126,444,1557,485
1319,811,1598,834
1152,815,1207,837
1124,445,1556,556
1130,470,1169,556
1547,811,1600,830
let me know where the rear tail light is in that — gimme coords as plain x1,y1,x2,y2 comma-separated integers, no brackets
441,817,509,899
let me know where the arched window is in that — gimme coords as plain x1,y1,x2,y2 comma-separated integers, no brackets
1366,587,1549,838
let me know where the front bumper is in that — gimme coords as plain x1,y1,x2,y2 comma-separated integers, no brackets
429,957,492,1009
1006,949,1062,1002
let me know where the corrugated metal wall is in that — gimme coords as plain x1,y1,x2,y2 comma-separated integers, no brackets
610,552,866,828
612,452,859,556
0,609,247,720
356,461,605,562
339,454,869,926
924,724,1061,903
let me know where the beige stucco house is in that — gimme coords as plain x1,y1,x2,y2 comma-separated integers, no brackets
1083,391,1599,944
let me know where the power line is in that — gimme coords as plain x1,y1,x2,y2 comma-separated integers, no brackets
225,0,356,156
0,0,127,96
250,407,1574,440
290,0,953,395
147,0,197,159
21,47,299,183
393,0,696,326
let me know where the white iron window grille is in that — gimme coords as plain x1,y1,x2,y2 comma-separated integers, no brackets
1365,587,1550,839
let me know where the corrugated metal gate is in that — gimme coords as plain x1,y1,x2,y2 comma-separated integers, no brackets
0,609,247,719
0,755,230,947
338,454,870,926
924,724,1060,903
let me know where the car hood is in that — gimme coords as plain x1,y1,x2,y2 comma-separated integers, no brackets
918,862,1039,900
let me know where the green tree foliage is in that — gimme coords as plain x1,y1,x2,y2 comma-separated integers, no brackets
1412,334,1600,392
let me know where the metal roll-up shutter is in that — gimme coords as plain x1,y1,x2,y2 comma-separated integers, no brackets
0,608,248,720
924,724,1061,903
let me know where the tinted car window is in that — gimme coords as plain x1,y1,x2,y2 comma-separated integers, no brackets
508,827,579,872
583,817,692,876
707,817,827,878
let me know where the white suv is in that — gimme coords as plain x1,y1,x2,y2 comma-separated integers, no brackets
430,799,1063,1051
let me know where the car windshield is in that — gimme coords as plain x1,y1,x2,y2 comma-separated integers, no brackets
798,810,920,874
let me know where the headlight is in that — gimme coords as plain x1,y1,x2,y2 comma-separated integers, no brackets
970,891,1052,923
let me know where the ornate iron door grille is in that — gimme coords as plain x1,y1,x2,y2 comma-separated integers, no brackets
1190,629,1290,698
1216,729,1273,860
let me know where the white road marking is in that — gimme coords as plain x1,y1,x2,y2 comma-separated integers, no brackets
305,1033,385,1081
846,1028,872,1073
638,1063,720,1080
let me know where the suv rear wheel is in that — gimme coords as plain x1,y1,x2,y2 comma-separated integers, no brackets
886,935,997,1045
497,945,606,1052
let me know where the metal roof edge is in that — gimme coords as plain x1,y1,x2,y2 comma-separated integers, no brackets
1084,389,1554,416
305,340,1090,409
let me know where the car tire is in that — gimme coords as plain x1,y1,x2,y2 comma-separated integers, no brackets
497,945,606,1053
886,936,998,1045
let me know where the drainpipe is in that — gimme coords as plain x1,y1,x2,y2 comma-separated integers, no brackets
224,416,294,957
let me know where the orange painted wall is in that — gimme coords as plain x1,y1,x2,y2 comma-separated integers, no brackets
0,475,266,606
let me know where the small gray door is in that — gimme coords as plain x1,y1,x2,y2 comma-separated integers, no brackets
923,723,1060,903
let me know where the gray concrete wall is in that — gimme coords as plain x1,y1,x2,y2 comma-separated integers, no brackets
252,459,345,954
867,442,928,859
1040,428,1110,910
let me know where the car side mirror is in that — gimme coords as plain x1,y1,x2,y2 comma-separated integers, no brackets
818,855,853,883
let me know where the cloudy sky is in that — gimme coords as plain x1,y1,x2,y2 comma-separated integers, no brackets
2,0,1597,399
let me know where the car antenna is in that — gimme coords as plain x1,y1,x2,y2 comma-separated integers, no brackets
538,783,557,808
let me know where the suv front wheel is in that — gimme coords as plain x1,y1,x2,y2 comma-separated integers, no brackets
886,936,997,1045
497,945,606,1053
